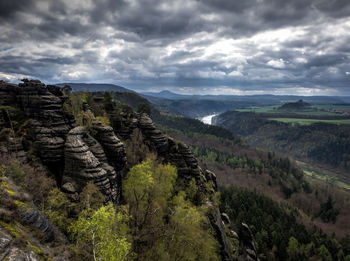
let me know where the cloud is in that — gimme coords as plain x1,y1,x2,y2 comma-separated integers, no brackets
0,0,350,94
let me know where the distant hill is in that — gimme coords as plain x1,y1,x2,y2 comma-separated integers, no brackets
141,91,348,118
56,83,134,93
141,90,188,99
278,99,311,110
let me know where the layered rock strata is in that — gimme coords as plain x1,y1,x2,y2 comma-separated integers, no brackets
0,80,126,204
63,126,121,203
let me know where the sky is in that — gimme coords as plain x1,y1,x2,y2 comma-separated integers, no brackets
0,0,350,95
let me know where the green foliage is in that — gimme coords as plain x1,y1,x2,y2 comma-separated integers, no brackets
115,104,134,115
70,203,131,261
43,188,74,233
286,237,303,261
137,103,151,115
4,162,26,188
63,92,87,117
123,159,155,221
167,191,219,261
318,196,339,223
123,158,219,260
219,186,349,260
103,92,116,112
215,110,350,170
185,178,198,202
78,182,105,212
96,113,110,126
317,244,332,261
191,145,307,198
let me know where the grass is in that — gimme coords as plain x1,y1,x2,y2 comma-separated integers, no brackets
268,118,350,126
303,169,350,191
236,104,350,116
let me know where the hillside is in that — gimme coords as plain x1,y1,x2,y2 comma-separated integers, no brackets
56,82,134,93
213,110,350,185
1,80,350,260
0,79,253,261
107,90,350,257
278,100,311,110
142,92,349,118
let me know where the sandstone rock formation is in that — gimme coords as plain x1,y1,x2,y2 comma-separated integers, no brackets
238,223,259,261
0,79,126,204
63,126,122,203
91,121,126,171
208,207,234,261
17,80,75,173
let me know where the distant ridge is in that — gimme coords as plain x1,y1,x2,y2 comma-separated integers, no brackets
278,99,311,110
141,90,187,99
56,83,134,93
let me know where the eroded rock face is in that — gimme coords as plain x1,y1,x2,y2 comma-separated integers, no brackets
16,80,75,170
207,207,234,261
20,202,58,242
63,126,122,203
0,81,18,106
111,112,207,188
91,122,126,171
0,80,127,204
137,113,168,153
238,223,259,261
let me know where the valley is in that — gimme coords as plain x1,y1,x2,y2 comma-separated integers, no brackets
198,114,217,125
1,81,350,260
3,1,350,260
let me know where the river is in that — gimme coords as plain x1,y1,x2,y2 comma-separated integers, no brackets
200,114,217,125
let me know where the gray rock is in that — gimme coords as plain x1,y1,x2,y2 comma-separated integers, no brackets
221,213,231,225
208,207,233,261
238,223,259,261
63,127,122,203
19,203,56,242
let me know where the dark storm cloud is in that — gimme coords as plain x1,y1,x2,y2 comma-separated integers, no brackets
0,0,350,94
0,0,35,21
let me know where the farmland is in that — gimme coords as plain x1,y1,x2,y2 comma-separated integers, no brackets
268,118,350,125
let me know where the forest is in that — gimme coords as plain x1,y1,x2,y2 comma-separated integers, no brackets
1,87,350,260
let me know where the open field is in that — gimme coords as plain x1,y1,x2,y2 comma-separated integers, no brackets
268,118,350,125
296,160,350,191
236,104,350,117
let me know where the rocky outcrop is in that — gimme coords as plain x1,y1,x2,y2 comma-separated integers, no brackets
91,121,126,171
0,80,127,203
137,113,168,153
0,177,67,261
111,112,207,187
0,227,39,261
205,170,218,191
0,81,17,106
238,223,259,261
16,80,75,172
207,207,233,261
20,203,57,242
63,126,122,203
